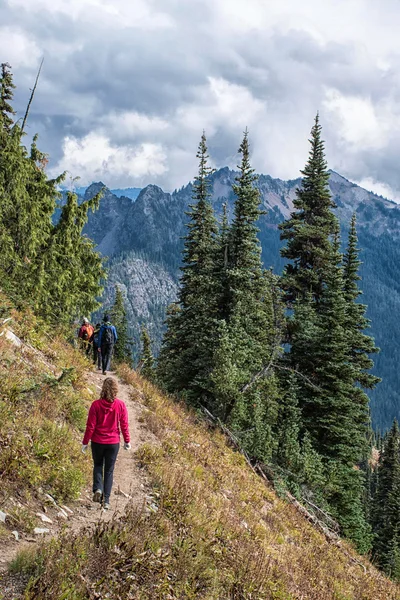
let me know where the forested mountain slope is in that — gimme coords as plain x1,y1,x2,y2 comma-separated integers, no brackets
83,169,400,431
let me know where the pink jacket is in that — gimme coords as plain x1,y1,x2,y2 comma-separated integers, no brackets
82,398,130,445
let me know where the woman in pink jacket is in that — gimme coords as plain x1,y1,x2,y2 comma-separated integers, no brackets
82,377,130,510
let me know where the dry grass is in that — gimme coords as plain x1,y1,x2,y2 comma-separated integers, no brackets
0,293,92,533
21,365,400,599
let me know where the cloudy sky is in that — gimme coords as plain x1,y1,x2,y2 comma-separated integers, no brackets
1,0,400,197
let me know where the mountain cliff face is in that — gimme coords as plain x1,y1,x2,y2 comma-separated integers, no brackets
83,168,400,431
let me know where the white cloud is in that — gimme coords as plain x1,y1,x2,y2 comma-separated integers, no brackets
101,111,170,139
323,89,386,149
51,133,167,186
355,177,400,203
0,27,40,68
4,0,400,194
7,0,174,29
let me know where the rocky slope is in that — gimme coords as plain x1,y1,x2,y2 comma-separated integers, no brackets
83,168,400,431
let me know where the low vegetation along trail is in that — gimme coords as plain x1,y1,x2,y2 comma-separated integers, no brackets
0,369,152,592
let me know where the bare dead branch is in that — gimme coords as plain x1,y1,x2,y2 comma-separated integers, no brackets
21,57,44,133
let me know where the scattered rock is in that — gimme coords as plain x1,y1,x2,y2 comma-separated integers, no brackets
4,329,22,347
44,493,57,505
11,531,19,541
57,510,68,520
33,528,50,535
0,510,7,523
61,505,73,515
36,512,53,524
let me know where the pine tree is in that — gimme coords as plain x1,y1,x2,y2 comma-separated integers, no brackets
279,114,337,306
110,286,133,365
0,63,15,132
215,202,230,321
158,132,219,403
0,64,104,323
279,118,373,551
343,213,380,390
211,132,282,460
139,325,155,380
372,419,400,578
39,190,105,323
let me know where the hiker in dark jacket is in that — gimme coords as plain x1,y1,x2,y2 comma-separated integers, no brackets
98,314,118,375
91,323,102,370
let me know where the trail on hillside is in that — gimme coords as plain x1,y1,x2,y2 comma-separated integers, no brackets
0,369,153,599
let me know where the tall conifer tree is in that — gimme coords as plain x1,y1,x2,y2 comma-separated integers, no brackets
279,117,373,550
158,132,219,403
343,213,380,390
279,114,337,307
0,64,104,323
212,132,281,460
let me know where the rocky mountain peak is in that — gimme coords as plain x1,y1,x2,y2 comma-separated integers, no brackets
84,181,108,200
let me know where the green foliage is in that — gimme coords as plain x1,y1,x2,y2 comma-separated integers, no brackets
372,419,400,579
274,375,302,474
158,132,220,402
139,325,155,380
279,113,337,305
211,135,282,456
343,214,380,390
0,63,104,325
159,130,283,466
279,116,376,551
110,286,133,365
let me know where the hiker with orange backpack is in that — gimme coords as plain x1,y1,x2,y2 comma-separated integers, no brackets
78,318,94,357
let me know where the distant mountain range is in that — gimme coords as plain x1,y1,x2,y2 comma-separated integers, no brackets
82,168,400,432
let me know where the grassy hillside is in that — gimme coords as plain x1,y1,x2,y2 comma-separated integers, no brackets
0,291,91,538
20,367,400,600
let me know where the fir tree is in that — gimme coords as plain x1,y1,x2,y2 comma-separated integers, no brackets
279,118,373,550
139,325,155,380
0,64,104,323
211,132,282,460
0,63,15,132
372,419,400,578
158,132,219,403
343,213,380,390
110,286,133,365
279,114,337,306
40,190,105,323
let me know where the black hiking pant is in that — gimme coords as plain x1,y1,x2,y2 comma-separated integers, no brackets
91,442,120,503
93,342,101,369
100,343,114,373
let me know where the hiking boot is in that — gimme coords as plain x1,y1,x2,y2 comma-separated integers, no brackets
103,502,110,510
93,489,102,503
103,371,106,375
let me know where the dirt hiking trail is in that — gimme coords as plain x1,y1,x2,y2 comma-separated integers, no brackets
0,369,153,599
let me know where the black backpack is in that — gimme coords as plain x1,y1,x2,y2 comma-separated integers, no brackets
103,325,114,346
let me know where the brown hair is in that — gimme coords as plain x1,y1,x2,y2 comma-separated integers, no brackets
101,377,118,402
